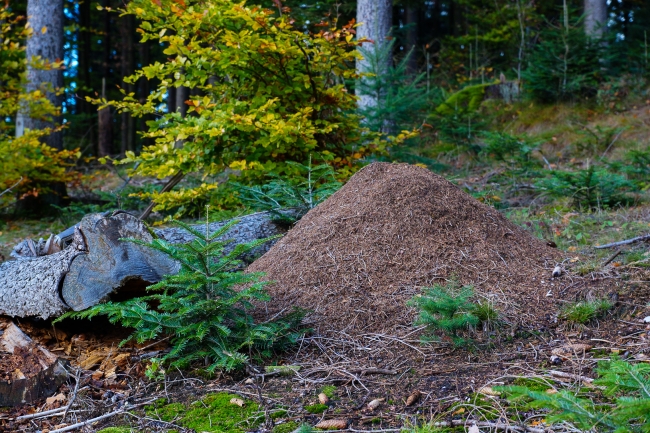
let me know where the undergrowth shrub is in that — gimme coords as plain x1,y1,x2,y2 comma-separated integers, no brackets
409,284,483,347
57,213,306,372
480,131,542,174
523,12,607,102
235,158,341,223
535,165,633,209
559,299,612,325
500,358,650,432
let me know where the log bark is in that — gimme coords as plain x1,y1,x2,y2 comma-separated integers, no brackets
0,211,290,319
0,318,68,406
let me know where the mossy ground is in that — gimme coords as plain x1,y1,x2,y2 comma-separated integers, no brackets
143,392,263,433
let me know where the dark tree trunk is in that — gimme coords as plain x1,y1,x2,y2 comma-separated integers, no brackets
120,14,135,156
405,5,418,74
98,0,113,156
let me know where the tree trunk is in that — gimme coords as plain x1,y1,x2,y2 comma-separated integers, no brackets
13,0,67,211
405,5,418,75
584,0,607,39
1,211,292,319
15,0,64,150
356,0,392,111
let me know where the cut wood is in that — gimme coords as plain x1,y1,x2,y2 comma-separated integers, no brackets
0,318,68,406
1,210,290,319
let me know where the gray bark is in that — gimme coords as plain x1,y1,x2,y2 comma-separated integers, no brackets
0,228,87,319
356,0,392,111
584,0,607,39
1,211,290,319
15,0,64,151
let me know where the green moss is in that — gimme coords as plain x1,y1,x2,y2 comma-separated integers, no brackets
183,393,262,433
305,404,328,414
320,385,337,399
435,83,496,116
271,409,288,420
97,428,135,433
144,393,263,433
273,421,299,433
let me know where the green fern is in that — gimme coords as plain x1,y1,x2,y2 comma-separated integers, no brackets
57,213,306,373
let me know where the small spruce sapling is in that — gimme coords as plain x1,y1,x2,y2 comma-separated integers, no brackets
409,284,480,347
57,209,306,373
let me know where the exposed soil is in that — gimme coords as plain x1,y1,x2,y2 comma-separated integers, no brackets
251,162,585,339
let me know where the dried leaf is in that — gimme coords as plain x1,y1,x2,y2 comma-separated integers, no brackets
45,393,66,407
230,398,245,407
367,398,384,410
405,390,421,406
478,386,501,397
551,343,593,359
318,393,329,404
315,419,347,430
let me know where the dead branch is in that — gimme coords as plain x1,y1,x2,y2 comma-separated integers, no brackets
595,234,650,249
0,177,23,198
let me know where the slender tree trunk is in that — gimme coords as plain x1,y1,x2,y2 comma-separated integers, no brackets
356,0,392,111
98,0,113,156
120,14,135,156
138,41,151,151
584,0,607,39
78,0,94,152
405,6,418,74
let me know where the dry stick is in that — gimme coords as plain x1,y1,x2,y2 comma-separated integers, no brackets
548,369,594,383
16,407,66,421
139,171,184,220
0,177,23,198
61,368,82,422
595,234,650,249
601,250,622,268
48,399,157,433
433,420,545,433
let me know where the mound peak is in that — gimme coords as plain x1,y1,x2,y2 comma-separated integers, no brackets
250,162,564,336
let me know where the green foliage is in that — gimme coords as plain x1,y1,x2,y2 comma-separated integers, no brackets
273,422,299,433
429,84,492,154
235,157,341,222
320,385,337,399
500,359,650,432
559,299,613,325
0,7,79,206
536,165,633,210
305,404,328,414
409,283,480,347
57,212,306,372
96,0,411,213
356,38,430,134
481,131,541,173
523,12,606,102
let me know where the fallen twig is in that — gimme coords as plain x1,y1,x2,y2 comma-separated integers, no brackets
433,420,546,433
350,368,398,376
16,407,66,421
0,177,23,198
595,234,650,249
601,250,622,268
548,370,594,383
48,399,157,433
61,368,82,421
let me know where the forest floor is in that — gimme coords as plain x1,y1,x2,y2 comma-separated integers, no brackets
1,99,650,432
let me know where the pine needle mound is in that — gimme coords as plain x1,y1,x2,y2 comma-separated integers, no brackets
249,162,565,337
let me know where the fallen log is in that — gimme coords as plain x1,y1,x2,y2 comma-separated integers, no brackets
0,318,68,406
1,211,289,318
